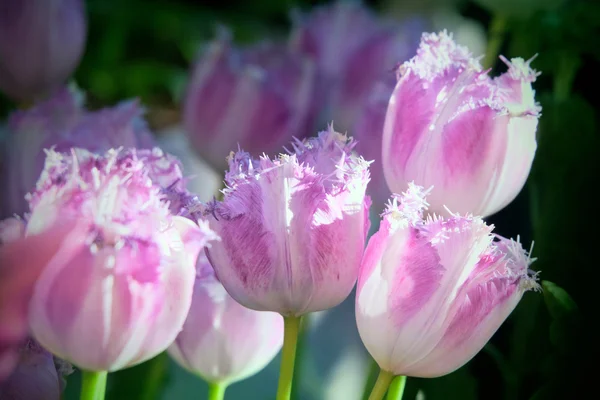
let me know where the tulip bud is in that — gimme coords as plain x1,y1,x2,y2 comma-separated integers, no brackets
382,31,540,217
356,183,539,377
290,1,424,130
0,0,87,102
0,339,73,399
168,252,283,384
24,147,215,372
1,86,155,218
205,126,371,316
184,29,318,170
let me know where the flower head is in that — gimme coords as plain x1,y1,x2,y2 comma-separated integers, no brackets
0,0,87,101
290,0,425,130
184,29,319,170
24,147,214,371
1,86,155,218
382,31,540,217
356,183,539,377
168,252,283,384
205,126,371,316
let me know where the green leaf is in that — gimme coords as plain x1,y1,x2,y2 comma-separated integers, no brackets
541,281,578,320
528,385,556,400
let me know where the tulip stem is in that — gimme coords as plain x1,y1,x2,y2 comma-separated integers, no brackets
368,369,394,400
207,381,227,400
80,370,108,400
276,315,302,400
291,314,311,400
386,375,407,400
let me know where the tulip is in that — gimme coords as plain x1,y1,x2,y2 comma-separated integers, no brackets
382,31,540,217
168,252,283,395
184,29,318,170
0,339,73,400
0,0,87,102
290,1,424,130
1,86,155,218
205,126,370,316
356,183,539,398
23,147,215,373
205,126,370,400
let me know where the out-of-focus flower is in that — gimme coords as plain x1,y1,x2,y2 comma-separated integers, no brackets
356,183,539,377
0,86,155,218
205,126,371,316
23,147,215,372
184,29,318,170
382,31,540,217
168,252,283,384
155,126,222,203
353,81,394,210
290,1,424,130
0,0,87,102
430,11,487,57
0,339,73,400
0,217,82,382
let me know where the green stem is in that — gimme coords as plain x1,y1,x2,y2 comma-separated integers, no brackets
139,353,169,400
483,14,508,70
367,370,394,400
291,314,311,400
80,371,108,400
207,382,227,400
276,316,302,400
386,376,407,400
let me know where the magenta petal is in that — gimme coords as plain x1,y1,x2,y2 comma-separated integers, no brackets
0,219,82,381
207,127,370,316
184,31,319,170
355,184,539,376
23,147,214,371
168,253,283,383
382,31,539,217
0,0,87,102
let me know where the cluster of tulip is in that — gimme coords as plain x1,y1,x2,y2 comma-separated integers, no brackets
0,1,541,400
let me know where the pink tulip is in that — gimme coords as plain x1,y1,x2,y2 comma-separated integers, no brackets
23,147,215,372
382,31,540,217
290,1,424,130
1,86,155,218
205,126,371,316
184,29,318,170
0,0,87,102
356,183,539,377
168,252,283,384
